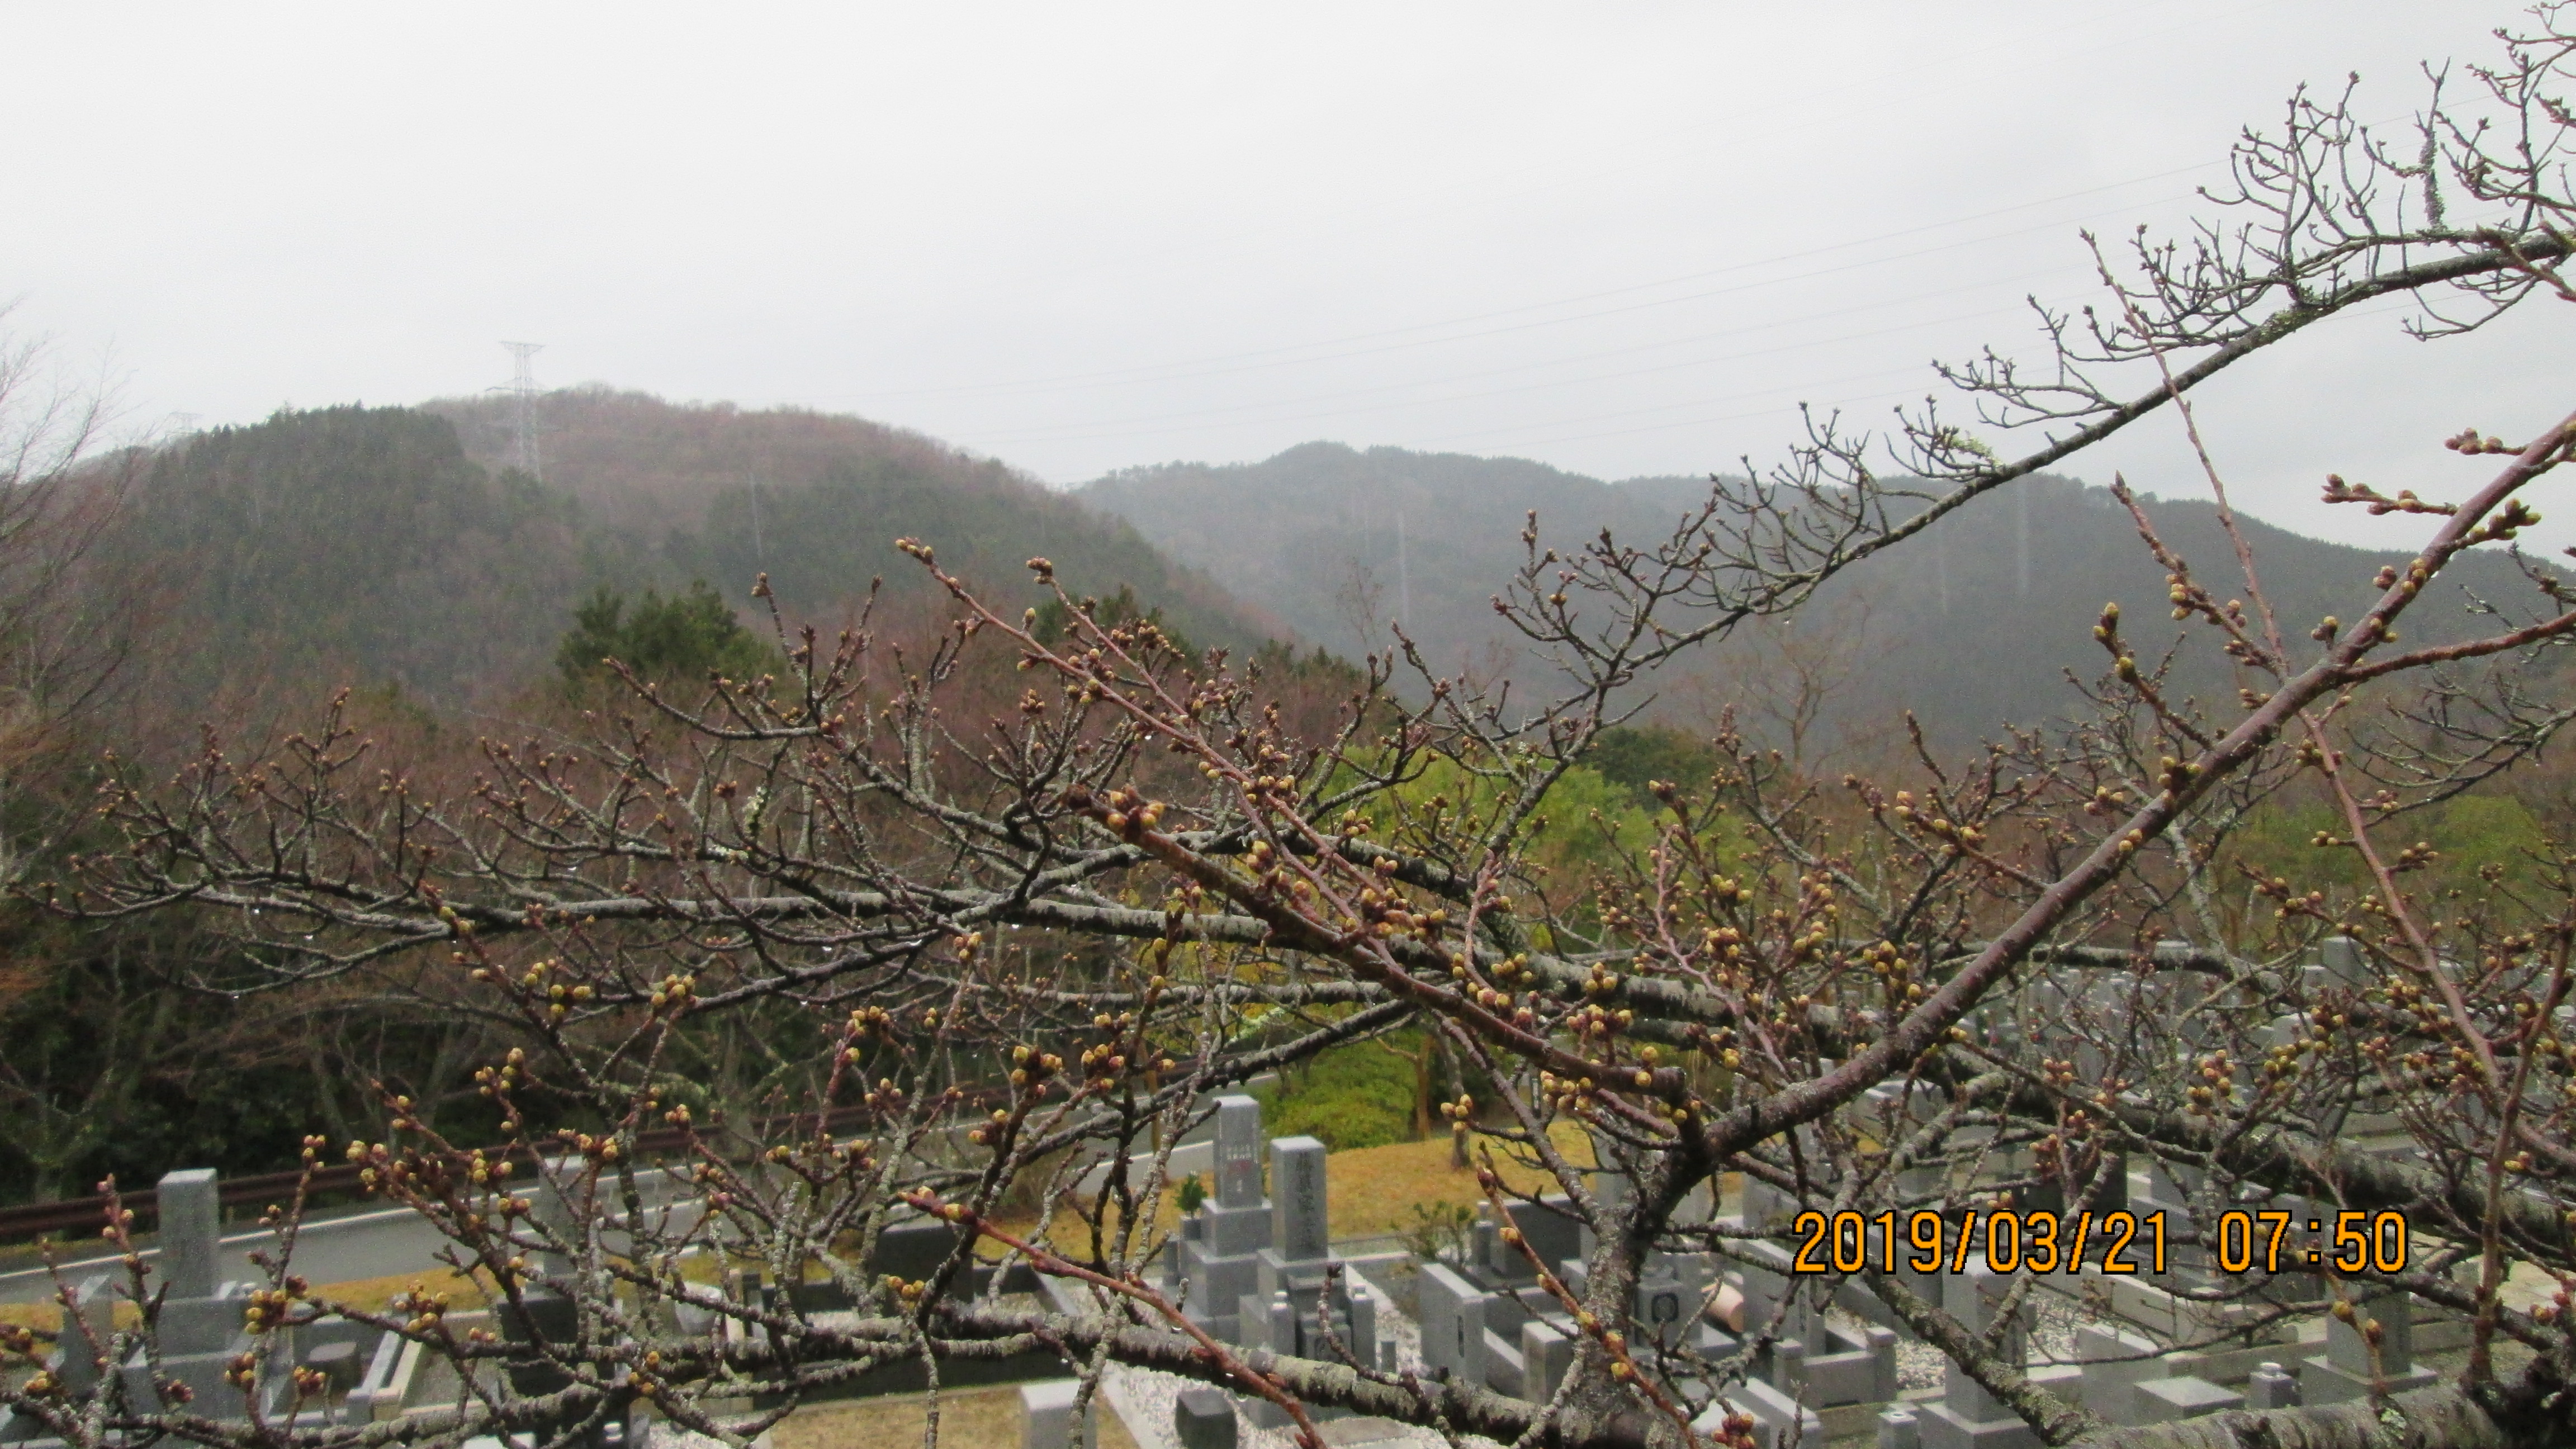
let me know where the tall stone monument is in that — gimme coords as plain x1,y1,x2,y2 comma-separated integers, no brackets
119,1169,288,1420
2300,1289,2437,1404
1168,1096,1274,1343
1917,1268,2038,1449
1245,1137,1343,1330
1234,1136,1377,1430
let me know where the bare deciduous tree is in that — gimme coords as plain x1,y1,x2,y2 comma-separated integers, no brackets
23,14,2576,1449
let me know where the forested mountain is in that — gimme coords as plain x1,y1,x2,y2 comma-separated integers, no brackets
101,401,2555,750
102,395,1277,713
103,405,587,707
428,388,1276,652
1080,443,2558,750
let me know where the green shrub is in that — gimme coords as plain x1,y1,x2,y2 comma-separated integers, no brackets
1256,1031,1425,1151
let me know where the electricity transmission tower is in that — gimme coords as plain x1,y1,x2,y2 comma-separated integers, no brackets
496,341,545,482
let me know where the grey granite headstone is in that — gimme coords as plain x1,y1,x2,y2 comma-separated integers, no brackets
152,1169,249,1362
1695,1376,1826,1449
1178,1105,1275,1343
1521,1319,1574,1403
2328,1292,2414,1375
157,1169,221,1301
305,1339,361,1390
1270,1136,1329,1262
1214,1097,1265,1209
1918,1268,2037,1449
1347,1280,1378,1367
1415,1263,1490,1383
2303,1290,2437,1403
1174,1385,1238,1449
55,1275,115,1395
1491,1196,1579,1282
2076,1324,2161,1422
1019,1379,1097,1449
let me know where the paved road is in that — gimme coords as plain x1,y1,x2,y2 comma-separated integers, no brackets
0,1097,1262,1309
0,1205,459,1306
0,1171,700,1307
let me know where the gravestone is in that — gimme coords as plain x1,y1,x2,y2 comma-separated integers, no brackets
1414,1262,1493,1386
2132,1376,2242,1423
1488,1196,1580,1285
1727,1176,1892,1408
1215,1097,1263,1206
2318,936,2369,992
1272,1136,1328,1261
120,1170,288,1420
1019,1379,1098,1449
1917,1268,2038,1449
154,1170,238,1355
1249,1137,1340,1333
1175,1096,1273,1342
1879,1407,1921,1449
54,1275,115,1397
305,1340,360,1391
1173,1386,1238,1449
1559,1173,1711,1348
1731,1177,1825,1352
2301,1290,2437,1403
1237,1147,1372,1433
1521,1319,1575,1403
2246,1362,2298,1410
1691,1376,1825,1449
1778,1324,1900,1409
2075,1324,2161,1422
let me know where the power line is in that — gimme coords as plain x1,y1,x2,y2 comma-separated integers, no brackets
840,164,2220,408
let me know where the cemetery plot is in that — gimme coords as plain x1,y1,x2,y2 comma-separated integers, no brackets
1,1029,2502,1449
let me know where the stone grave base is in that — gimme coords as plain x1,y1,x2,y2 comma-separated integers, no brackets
1916,1403,2039,1449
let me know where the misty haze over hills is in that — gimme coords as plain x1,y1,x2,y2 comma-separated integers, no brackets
1079,442,2558,750
102,393,2559,755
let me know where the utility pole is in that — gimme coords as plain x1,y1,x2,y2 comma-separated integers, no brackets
498,342,544,482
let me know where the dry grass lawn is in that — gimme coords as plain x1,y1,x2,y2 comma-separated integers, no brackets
1310,1129,1594,1242
1003,1124,1595,1256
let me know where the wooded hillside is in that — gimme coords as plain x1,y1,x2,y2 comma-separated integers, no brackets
1082,444,2556,749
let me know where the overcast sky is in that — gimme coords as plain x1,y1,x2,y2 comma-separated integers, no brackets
2,3,2561,551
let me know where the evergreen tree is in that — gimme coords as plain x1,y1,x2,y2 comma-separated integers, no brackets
556,580,775,685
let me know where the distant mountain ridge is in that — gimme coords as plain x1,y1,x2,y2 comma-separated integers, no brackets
108,395,1283,711
106,401,2553,752
430,388,1278,652
1079,442,2557,747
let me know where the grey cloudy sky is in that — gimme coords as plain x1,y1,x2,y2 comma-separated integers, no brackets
1,3,2561,550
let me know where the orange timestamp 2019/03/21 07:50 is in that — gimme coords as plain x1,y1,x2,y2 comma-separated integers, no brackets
1783,1208,2411,1277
